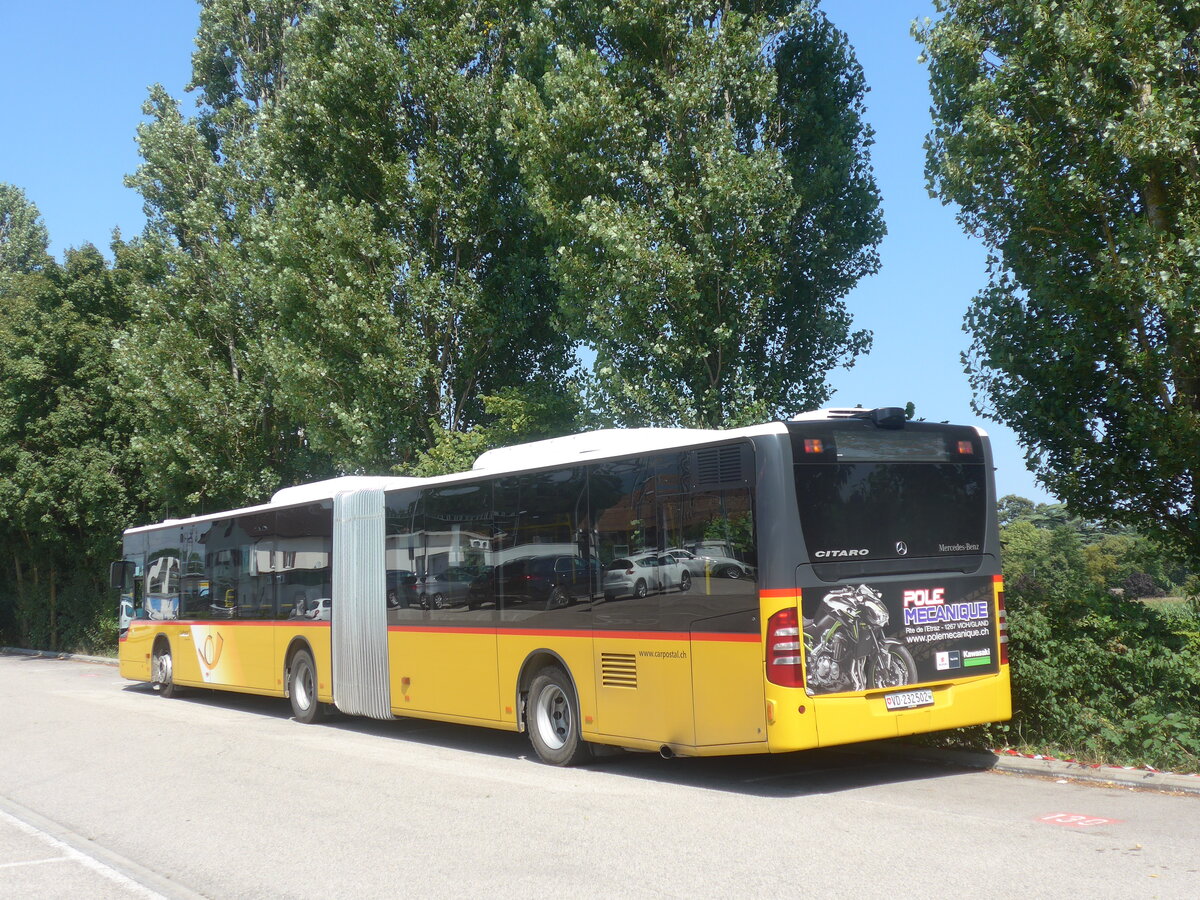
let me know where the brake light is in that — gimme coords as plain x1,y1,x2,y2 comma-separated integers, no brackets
957,440,975,455
766,606,804,687
996,578,1009,665
803,439,823,454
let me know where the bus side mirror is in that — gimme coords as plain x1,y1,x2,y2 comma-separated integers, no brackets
110,560,136,590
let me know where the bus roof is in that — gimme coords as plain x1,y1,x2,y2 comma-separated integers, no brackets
128,413,980,535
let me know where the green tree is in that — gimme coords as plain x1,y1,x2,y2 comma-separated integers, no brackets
119,83,317,512
504,0,882,426
120,0,579,510
997,493,1035,528
918,2,1200,562
260,0,577,453
0,183,52,275
0,214,137,649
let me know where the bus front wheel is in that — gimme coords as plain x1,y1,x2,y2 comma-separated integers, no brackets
152,641,179,698
288,649,324,724
526,667,592,766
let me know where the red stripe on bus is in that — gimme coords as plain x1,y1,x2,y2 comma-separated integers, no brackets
127,620,330,628
125,620,756,642
689,632,761,643
759,589,799,599
388,626,500,636
993,574,1004,584
387,626,759,643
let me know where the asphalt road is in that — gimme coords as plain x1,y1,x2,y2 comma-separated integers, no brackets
1,654,1198,899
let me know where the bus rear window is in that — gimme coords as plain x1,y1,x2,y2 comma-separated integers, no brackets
789,422,987,572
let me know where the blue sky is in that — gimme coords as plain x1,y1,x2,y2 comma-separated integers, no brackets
0,1,1054,503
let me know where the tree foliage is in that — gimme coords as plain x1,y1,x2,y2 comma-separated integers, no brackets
504,0,882,426
0,183,52,275
935,495,1200,770
998,494,1190,594
119,0,581,511
0,185,137,648
918,1,1200,562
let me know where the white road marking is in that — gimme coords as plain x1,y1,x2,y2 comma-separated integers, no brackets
0,855,72,869
0,807,166,898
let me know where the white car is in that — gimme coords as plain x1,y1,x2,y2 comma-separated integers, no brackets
665,548,755,579
603,554,692,599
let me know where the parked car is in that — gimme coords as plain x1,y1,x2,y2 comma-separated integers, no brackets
386,570,421,608
603,553,691,600
468,555,598,610
665,547,755,579
419,565,488,609
290,596,332,621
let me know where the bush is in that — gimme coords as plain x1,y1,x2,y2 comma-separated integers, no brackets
948,579,1200,772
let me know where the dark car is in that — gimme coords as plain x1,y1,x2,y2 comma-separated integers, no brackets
468,555,598,610
386,569,421,609
420,565,489,609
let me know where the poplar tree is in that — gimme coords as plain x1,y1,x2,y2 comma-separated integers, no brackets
120,0,577,507
919,1,1200,560
504,0,883,426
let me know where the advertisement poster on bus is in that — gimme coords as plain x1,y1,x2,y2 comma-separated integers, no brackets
801,576,998,695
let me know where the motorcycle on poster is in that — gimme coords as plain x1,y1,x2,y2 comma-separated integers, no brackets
802,577,998,695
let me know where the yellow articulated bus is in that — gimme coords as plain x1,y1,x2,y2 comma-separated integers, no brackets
115,408,1010,765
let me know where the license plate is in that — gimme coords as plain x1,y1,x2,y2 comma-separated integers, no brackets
884,688,934,711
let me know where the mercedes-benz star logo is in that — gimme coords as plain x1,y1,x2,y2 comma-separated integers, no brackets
896,541,909,556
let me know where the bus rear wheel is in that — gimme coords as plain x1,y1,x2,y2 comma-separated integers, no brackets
288,649,324,724
152,641,179,698
527,667,592,766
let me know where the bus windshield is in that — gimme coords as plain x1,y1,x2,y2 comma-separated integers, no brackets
789,422,988,571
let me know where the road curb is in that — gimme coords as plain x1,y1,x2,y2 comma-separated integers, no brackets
857,739,1200,796
0,646,118,666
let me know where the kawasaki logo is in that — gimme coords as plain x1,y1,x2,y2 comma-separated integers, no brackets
814,549,870,558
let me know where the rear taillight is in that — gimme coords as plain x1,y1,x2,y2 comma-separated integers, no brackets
766,606,804,687
996,578,1009,665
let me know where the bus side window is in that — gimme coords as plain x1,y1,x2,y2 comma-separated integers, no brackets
662,485,757,599
274,503,333,620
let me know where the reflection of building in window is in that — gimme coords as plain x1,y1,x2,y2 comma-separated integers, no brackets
145,554,180,620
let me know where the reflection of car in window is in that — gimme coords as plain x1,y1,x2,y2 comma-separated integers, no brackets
290,597,331,620
468,556,597,610
665,548,755,579
386,570,420,608
603,554,692,599
420,565,488,609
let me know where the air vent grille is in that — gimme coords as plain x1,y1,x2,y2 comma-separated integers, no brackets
601,652,637,689
695,445,744,485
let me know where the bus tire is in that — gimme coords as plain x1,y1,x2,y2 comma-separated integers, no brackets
526,667,592,766
152,641,179,698
288,649,324,724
